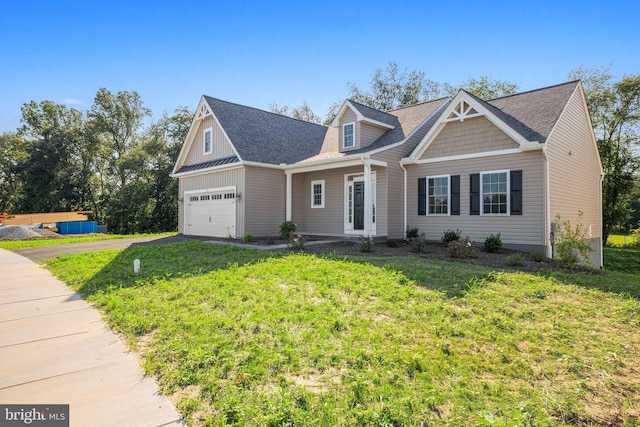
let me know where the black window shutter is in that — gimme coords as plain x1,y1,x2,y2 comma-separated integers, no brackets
451,175,460,215
510,170,523,215
470,173,480,215
418,178,426,216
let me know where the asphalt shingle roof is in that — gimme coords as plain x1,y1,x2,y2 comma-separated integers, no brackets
192,82,578,167
204,96,328,165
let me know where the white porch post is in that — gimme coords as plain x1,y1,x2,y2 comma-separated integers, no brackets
363,160,372,236
285,171,292,221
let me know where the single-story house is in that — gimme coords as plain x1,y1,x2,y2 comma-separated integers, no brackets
171,80,603,266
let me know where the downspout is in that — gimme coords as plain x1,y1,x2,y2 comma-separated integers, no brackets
400,162,408,239
542,147,552,258
599,173,604,268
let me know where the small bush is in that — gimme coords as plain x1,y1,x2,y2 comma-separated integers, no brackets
289,233,305,251
505,253,524,266
531,251,547,262
442,229,462,244
385,239,401,248
359,236,374,252
279,221,296,240
447,236,475,258
410,234,427,253
484,233,502,253
243,233,255,243
405,226,420,241
554,212,593,268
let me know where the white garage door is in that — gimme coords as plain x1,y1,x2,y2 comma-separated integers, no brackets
184,188,236,237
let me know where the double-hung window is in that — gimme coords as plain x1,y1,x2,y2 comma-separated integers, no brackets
481,171,508,214
311,180,325,208
343,122,354,148
428,175,449,215
203,127,213,155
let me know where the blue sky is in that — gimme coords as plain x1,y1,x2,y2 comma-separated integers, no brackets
1,0,639,133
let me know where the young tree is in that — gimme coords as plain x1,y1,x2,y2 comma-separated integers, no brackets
455,76,519,99
269,101,321,124
569,66,640,241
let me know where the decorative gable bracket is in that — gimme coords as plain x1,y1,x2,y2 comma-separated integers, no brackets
195,100,213,121
444,99,481,122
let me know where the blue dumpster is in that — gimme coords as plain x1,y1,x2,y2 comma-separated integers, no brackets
56,221,98,235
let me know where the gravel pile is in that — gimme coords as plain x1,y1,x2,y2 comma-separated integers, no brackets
0,226,42,240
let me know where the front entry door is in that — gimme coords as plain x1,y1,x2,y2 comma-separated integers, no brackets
353,181,364,230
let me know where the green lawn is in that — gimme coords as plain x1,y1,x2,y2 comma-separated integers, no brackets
608,233,639,247
46,242,640,426
0,232,177,250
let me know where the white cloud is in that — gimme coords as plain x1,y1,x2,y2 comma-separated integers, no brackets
64,99,83,105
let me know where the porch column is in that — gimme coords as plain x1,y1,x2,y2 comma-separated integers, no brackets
285,171,292,221
363,161,372,236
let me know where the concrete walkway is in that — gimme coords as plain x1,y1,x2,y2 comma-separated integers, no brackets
0,249,184,426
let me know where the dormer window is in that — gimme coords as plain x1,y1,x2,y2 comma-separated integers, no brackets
203,127,212,155
343,122,354,148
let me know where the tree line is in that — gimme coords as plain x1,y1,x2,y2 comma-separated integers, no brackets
0,88,192,234
1,63,638,239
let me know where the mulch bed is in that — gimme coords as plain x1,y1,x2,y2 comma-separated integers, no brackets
239,237,584,274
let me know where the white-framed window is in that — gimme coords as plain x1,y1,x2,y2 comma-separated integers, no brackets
311,180,325,208
203,127,213,155
427,175,450,215
343,122,355,148
481,170,509,215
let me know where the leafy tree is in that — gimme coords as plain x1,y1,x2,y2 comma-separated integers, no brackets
455,76,519,99
569,66,640,241
16,101,96,213
0,132,27,213
269,101,321,124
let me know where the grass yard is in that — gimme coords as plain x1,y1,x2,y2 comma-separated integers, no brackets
608,233,640,248
0,232,177,249
46,242,640,426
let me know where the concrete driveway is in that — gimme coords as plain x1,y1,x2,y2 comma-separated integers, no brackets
0,248,185,426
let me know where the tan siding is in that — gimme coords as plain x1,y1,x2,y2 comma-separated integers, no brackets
184,116,235,165
291,166,367,236
339,109,359,151
360,122,387,149
178,167,245,237
406,152,545,246
372,146,407,239
422,116,519,159
547,87,602,266
244,166,286,237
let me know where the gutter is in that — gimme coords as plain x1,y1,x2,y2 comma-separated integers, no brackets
542,147,552,258
400,162,407,239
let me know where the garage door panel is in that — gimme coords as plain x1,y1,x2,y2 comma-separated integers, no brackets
185,190,236,237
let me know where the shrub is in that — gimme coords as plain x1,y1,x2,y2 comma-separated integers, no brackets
553,212,593,268
447,236,475,258
505,253,524,266
442,229,462,244
279,221,296,239
484,233,502,253
243,233,255,243
531,251,547,263
405,226,419,241
289,233,305,251
410,234,427,253
359,236,374,252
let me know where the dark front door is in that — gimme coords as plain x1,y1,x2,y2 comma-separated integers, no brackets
354,181,364,230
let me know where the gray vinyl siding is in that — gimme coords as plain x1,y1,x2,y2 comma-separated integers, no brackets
406,151,545,246
184,115,236,165
547,87,602,266
244,166,286,237
423,116,519,159
178,167,245,237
